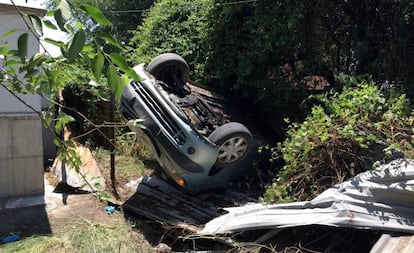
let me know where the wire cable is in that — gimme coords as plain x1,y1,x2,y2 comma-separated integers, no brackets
104,0,260,14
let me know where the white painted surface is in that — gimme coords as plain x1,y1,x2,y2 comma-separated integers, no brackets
201,159,414,235
0,3,46,199
0,3,44,113
0,0,45,10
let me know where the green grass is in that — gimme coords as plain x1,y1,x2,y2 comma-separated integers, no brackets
93,147,149,180
92,134,158,182
0,218,154,253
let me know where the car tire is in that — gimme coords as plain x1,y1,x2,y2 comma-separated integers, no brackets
146,53,190,85
208,122,253,168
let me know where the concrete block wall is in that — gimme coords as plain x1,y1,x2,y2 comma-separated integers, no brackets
0,113,44,199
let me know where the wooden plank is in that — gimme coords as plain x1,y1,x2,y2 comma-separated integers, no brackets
123,176,257,227
123,177,221,226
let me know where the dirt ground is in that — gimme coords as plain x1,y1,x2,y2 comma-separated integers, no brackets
0,174,124,238
0,142,166,252
0,141,132,241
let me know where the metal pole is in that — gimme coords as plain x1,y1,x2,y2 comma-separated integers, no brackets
110,92,119,199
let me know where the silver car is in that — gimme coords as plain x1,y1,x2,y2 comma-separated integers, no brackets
120,53,255,193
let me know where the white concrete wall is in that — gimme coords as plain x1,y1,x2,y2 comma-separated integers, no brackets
0,4,46,201
0,86,42,113
0,114,44,198
0,7,42,113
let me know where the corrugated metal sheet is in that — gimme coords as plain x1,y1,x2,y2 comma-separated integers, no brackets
201,159,414,235
370,234,414,253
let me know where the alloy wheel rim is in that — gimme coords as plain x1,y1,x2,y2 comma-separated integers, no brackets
217,136,249,164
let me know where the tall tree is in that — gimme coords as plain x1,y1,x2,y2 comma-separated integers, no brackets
46,0,154,43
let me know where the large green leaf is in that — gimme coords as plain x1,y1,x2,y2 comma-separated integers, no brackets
92,52,104,80
106,65,118,93
46,68,61,92
27,52,45,69
80,5,112,26
2,29,16,39
67,29,85,62
54,9,67,32
55,112,75,134
58,0,71,20
24,68,40,79
28,14,43,36
125,68,140,81
60,47,69,59
6,59,20,67
109,53,128,71
43,20,58,30
17,33,28,62
109,54,139,80
44,38,65,48
106,65,124,100
98,33,123,50
45,10,55,17
115,78,125,101
0,44,7,55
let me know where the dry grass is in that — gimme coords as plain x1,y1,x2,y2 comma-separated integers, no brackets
0,217,155,253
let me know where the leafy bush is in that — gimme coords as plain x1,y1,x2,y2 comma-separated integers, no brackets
54,63,113,147
130,0,414,137
263,77,414,203
128,0,312,138
127,0,208,78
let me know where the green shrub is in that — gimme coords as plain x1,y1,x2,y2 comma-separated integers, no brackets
129,0,414,135
128,0,310,137
263,78,414,203
127,0,208,78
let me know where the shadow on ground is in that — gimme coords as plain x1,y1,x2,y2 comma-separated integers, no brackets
0,175,109,243
0,204,52,239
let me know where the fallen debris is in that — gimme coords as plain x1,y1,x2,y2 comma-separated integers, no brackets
123,176,259,227
123,176,221,226
104,206,116,215
201,159,414,235
370,233,414,253
51,144,105,192
1,233,20,244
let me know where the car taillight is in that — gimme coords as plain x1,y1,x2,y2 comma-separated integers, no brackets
174,178,186,187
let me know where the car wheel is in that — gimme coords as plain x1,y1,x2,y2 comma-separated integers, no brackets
146,53,190,86
208,122,252,168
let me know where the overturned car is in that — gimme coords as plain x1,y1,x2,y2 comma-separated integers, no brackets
120,53,257,193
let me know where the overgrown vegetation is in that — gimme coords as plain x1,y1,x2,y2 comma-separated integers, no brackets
263,77,414,203
0,218,154,253
34,0,414,204
127,0,414,203
129,0,414,137
46,0,155,43
127,0,208,77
